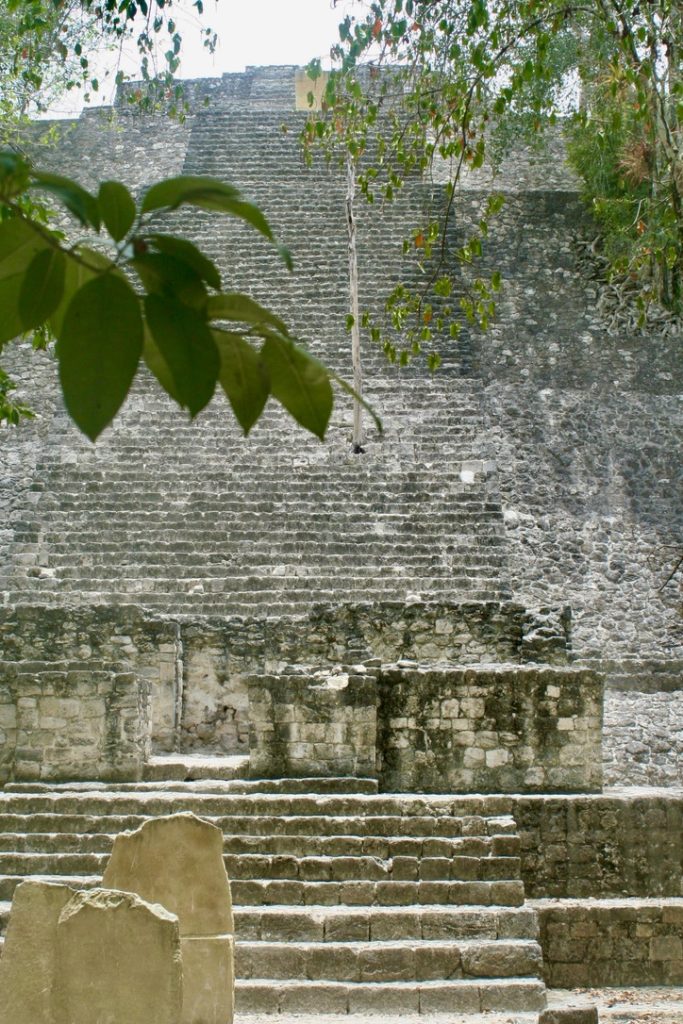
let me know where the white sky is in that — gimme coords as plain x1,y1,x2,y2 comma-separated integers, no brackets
46,0,365,115
173,0,361,78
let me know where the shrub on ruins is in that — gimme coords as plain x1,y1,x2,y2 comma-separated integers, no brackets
306,0,682,365
0,152,380,440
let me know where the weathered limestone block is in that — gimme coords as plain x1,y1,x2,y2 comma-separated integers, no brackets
249,670,378,778
103,812,234,1024
0,880,75,1024
378,664,604,793
54,888,182,1024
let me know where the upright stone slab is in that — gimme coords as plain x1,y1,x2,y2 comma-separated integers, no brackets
54,888,182,1024
0,880,75,1024
102,812,234,1024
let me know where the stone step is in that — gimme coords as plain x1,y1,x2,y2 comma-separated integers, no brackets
234,938,544,982
0,873,524,906
0,831,518,860
142,754,252,783
0,925,544,1015
229,879,525,908
202,1015,541,1024
233,905,539,943
233,977,547,1015
38,553,507,573
10,772,376,793
0,851,521,883
1,592,511,613
0,811,516,839
0,902,537,943
0,873,100,901
0,792,517,819
225,854,521,883
0,833,114,854
3,589,511,610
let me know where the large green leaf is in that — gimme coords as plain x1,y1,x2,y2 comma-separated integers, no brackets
207,293,289,336
224,199,293,269
261,332,332,440
49,247,115,339
142,326,182,406
148,234,221,290
0,217,50,346
98,181,136,241
141,176,241,213
213,329,270,435
132,252,208,311
56,274,143,440
144,294,219,417
19,247,66,330
30,171,100,231
141,176,291,267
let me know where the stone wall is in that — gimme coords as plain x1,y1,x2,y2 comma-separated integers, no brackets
378,665,603,793
536,899,683,987
603,679,683,788
116,66,300,112
246,663,602,790
0,658,150,782
24,108,192,194
515,795,683,899
162,602,568,755
0,681,17,784
0,607,178,753
0,602,566,762
248,669,377,778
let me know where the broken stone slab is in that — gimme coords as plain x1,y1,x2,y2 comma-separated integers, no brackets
102,811,233,936
0,880,76,1024
102,811,234,1023
54,887,183,1024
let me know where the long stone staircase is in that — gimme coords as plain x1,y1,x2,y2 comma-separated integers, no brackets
0,783,546,1016
0,105,513,616
0,373,511,615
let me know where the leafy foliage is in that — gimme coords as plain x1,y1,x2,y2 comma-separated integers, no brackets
0,151,338,440
0,0,217,126
306,0,682,364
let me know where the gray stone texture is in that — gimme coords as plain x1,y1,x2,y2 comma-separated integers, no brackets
515,794,683,899
248,670,378,778
0,655,150,783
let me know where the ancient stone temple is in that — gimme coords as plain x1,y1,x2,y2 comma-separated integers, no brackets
0,66,681,1017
